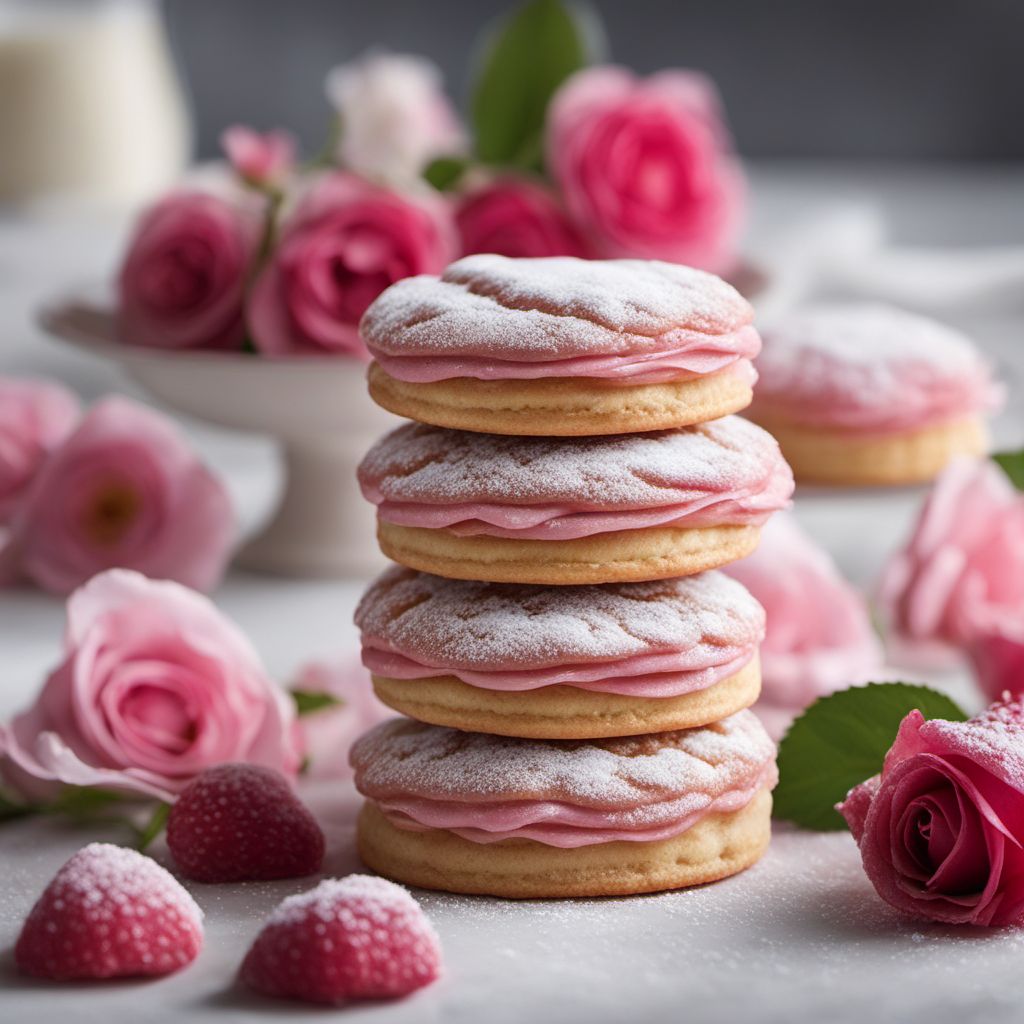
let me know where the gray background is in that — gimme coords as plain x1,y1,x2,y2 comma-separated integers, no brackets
165,0,1024,163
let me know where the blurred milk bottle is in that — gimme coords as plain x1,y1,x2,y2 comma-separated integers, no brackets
0,0,190,207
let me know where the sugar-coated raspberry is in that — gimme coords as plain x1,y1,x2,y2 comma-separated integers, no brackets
240,874,442,1004
15,842,203,980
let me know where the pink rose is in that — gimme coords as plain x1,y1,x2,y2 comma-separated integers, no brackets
118,190,262,350
249,172,456,357
455,177,592,259
291,654,391,781
966,611,1024,703
839,700,1024,926
547,66,746,273
724,514,883,738
5,397,234,595
221,125,296,190
0,376,79,523
325,52,465,183
880,459,1024,658
0,569,299,802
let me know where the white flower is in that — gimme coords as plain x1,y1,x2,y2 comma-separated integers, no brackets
325,52,465,184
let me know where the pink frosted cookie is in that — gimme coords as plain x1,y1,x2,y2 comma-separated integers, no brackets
355,566,765,738
358,415,793,584
723,513,883,739
750,304,1000,485
360,254,761,435
352,712,776,897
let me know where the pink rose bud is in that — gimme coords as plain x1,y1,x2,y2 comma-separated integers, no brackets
880,458,1024,660
966,612,1024,703
325,52,465,183
0,376,79,523
547,66,746,274
5,397,235,595
724,513,883,739
248,171,457,357
0,568,300,803
838,700,1024,926
291,654,392,781
221,125,296,189
455,177,592,259
118,190,262,350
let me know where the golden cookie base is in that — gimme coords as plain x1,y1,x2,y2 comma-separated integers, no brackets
752,414,988,486
367,362,753,436
376,520,761,585
371,655,761,740
357,786,773,899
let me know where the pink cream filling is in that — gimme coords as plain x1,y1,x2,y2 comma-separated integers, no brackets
752,367,1000,436
363,454,793,542
361,644,757,696
370,762,777,848
369,327,761,384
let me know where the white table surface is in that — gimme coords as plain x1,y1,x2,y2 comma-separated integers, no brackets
2,163,1024,1023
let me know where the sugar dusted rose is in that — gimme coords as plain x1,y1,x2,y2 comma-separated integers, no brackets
249,172,457,357
723,513,883,738
221,125,296,190
292,655,392,780
880,458,1024,657
326,52,465,183
0,569,300,803
118,189,262,350
547,66,745,274
455,176,591,259
839,700,1024,926
0,376,79,523
6,397,234,595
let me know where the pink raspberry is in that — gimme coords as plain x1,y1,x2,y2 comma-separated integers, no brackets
240,874,442,1004
166,763,325,883
15,842,203,980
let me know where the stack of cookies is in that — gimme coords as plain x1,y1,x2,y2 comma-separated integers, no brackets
349,255,794,898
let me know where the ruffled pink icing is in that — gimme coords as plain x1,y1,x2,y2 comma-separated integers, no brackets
355,569,765,697
360,254,759,382
359,416,794,541
370,334,760,384
374,765,776,847
351,712,777,848
361,645,756,697
753,304,1000,435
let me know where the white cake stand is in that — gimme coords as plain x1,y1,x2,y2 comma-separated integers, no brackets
39,290,400,578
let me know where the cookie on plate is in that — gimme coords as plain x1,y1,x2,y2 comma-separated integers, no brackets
351,712,776,898
360,254,761,436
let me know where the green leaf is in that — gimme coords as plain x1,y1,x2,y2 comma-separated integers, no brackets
774,682,969,832
134,803,170,852
45,787,125,819
424,156,471,192
292,689,343,716
0,790,32,824
993,449,1024,491
471,0,593,169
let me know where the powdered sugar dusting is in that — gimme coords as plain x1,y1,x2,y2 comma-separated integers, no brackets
241,874,441,1002
15,842,203,979
360,254,752,360
359,416,790,509
351,711,775,808
754,304,997,428
923,699,1024,790
355,568,764,671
